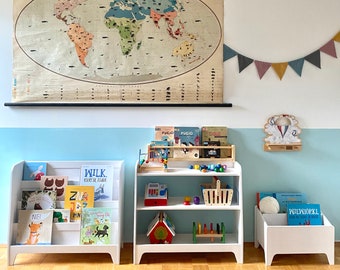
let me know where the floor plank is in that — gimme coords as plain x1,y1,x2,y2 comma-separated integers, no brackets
2,242,339,269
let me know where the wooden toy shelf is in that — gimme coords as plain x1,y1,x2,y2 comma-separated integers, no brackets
138,145,235,172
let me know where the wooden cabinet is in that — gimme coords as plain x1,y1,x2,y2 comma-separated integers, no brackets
7,160,124,266
133,159,243,264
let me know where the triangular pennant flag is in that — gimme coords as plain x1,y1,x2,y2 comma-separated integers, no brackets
254,60,271,79
288,59,304,76
272,62,288,80
305,50,321,68
320,40,337,58
333,31,340,42
237,54,253,73
223,44,238,61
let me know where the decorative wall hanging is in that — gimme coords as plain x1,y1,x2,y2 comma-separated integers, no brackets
263,114,302,152
224,31,340,80
11,0,224,105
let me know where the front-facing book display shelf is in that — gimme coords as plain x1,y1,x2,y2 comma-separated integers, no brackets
8,160,124,266
133,159,243,264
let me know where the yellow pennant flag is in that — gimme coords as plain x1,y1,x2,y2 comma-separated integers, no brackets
272,63,288,80
333,31,340,42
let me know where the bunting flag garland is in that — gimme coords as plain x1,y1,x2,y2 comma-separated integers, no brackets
224,31,340,80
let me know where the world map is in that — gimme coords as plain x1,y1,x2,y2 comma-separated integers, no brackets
13,0,223,103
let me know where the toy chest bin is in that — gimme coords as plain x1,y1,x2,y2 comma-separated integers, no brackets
254,206,334,265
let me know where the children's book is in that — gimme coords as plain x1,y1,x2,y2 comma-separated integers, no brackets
201,126,229,158
155,126,175,158
16,209,53,245
287,203,322,225
80,207,113,245
80,165,114,201
154,126,175,143
40,175,68,201
64,185,94,222
53,209,70,223
21,190,57,210
148,141,169,162
22,161,47,181
275,192,307,213
173,126,200,158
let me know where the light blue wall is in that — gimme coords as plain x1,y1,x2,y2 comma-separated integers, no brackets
1,127,339,243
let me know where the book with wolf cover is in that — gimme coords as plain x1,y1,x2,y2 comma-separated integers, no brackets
80,165,115,201
64,185,94,222
16,209,53,245
201,126,229,158
80,207,113,245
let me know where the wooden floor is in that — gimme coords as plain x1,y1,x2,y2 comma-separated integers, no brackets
2,242,340,269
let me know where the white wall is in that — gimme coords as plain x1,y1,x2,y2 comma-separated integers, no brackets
1,0,340,128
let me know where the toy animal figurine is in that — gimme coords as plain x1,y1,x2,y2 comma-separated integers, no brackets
94,225,109,238
25,222,42,245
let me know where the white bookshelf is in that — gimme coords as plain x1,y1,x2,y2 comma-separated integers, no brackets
7,160,124,266
133,160,243,264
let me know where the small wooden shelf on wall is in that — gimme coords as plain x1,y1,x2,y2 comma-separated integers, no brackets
264,143,302,152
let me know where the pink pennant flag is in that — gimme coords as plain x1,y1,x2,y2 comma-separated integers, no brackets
320,40,337,58
254,60,271,79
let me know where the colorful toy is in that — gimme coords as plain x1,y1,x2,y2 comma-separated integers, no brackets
183,196,191,205
192,222,225,243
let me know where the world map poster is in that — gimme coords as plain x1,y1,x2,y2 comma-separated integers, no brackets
12,0,224,104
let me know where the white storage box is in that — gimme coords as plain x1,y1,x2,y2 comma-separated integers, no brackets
254,206,334,265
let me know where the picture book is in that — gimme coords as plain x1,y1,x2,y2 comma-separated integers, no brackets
287,203,322,225
80,165,114,201
173,126,200,158
16,209,53,245
148,141,169,162
80,207,113,245
201,126,229,158
22,161,47,181
155,126,175,158
275,192,307,213
40,175,68,201
21,190,57,210
53,209,70,223
154,126,175,143
64,185,94,222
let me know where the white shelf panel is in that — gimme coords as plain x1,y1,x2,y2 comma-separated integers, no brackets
136,197,241,211
137,166,241,177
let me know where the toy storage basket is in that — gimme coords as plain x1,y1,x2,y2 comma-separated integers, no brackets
201,177,233,206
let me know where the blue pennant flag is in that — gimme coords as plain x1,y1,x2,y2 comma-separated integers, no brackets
223,44,237,61
288,59,304,76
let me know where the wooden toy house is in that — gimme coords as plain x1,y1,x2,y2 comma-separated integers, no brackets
147,212,175,244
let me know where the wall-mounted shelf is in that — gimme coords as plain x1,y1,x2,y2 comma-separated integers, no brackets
264,143,302,152
4,102,232,107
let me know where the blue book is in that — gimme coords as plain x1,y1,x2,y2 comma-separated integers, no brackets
173,127,200,158
287,203,322,225
22,162,47,181
274,192,307,213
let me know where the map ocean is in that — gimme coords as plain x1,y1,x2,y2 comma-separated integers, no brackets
14,0,222,84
